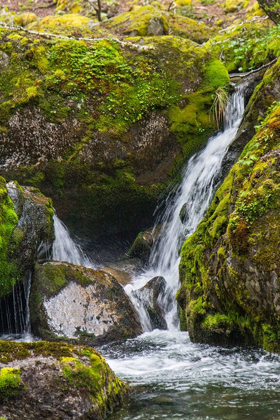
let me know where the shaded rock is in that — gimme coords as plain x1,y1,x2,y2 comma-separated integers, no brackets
179,203,188,224
132,276,167,330
0,340,128,419
30,262,142,345
0,30,228,243
0,179,54,301
126,227,159,263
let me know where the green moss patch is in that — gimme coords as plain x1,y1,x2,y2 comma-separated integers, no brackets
0,177,19,299
206,21,280,72
178,93,280,352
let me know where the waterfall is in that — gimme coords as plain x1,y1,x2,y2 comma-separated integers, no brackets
0,271,33,341
126,83,246,331
52,214,96,268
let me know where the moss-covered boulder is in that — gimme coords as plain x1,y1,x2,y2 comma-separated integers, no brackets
0,29,229,242
102,4,214,43
178,101,280,352
30,262,142,345
0,178,54,301
0,340,128,419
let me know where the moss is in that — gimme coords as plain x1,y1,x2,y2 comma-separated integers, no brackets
206,20,280,72
0,29,228,240
0,368,22,401
0,340,128,416
202,313,234,334
0,177,19,299
178,94,280,351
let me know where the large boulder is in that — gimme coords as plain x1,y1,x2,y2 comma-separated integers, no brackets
30,262,142,345
178,102,280,352
0,28,229,243
0,340,128,419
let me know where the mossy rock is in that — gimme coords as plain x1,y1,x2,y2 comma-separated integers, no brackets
30,262,142,345
0,29,228,241
178,100,280,353
102,4,215,43
0,179,54,303
0,340,128,419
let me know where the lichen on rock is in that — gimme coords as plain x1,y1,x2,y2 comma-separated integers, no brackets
0,340,128,419
30,262,142,345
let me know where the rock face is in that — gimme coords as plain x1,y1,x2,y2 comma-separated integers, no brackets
0,340,128,419
0,178,54,301
178,99,280,352
132,276,168,330
0,27,229,242
30,262,142,345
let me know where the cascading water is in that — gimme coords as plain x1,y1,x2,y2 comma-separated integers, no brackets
126,82,246,331
0,271,33,341
52,214,96,268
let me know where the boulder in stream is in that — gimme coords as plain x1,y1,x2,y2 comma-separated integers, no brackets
30,262,142,345
0,340,128,419
132,276,168,330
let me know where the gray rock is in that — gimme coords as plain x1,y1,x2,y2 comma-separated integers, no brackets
30,262,142,345
0,340,128,419
147,17,167,36
132,276,167,330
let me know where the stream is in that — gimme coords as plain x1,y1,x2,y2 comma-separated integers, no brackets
101,330,280,420
2,82,280,418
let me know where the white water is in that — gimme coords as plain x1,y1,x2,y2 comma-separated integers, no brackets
52,214,96,268
126,84,245,331
0,271,33,342
101,329,280,420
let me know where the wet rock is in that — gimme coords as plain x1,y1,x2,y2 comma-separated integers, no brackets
0,179,54,301
30,262,142,345
126,226,161,264
132,276,167,330
178,102,280,352
221,59,280,181
179,203,188,224
0,340,128,419
8,182,54,277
